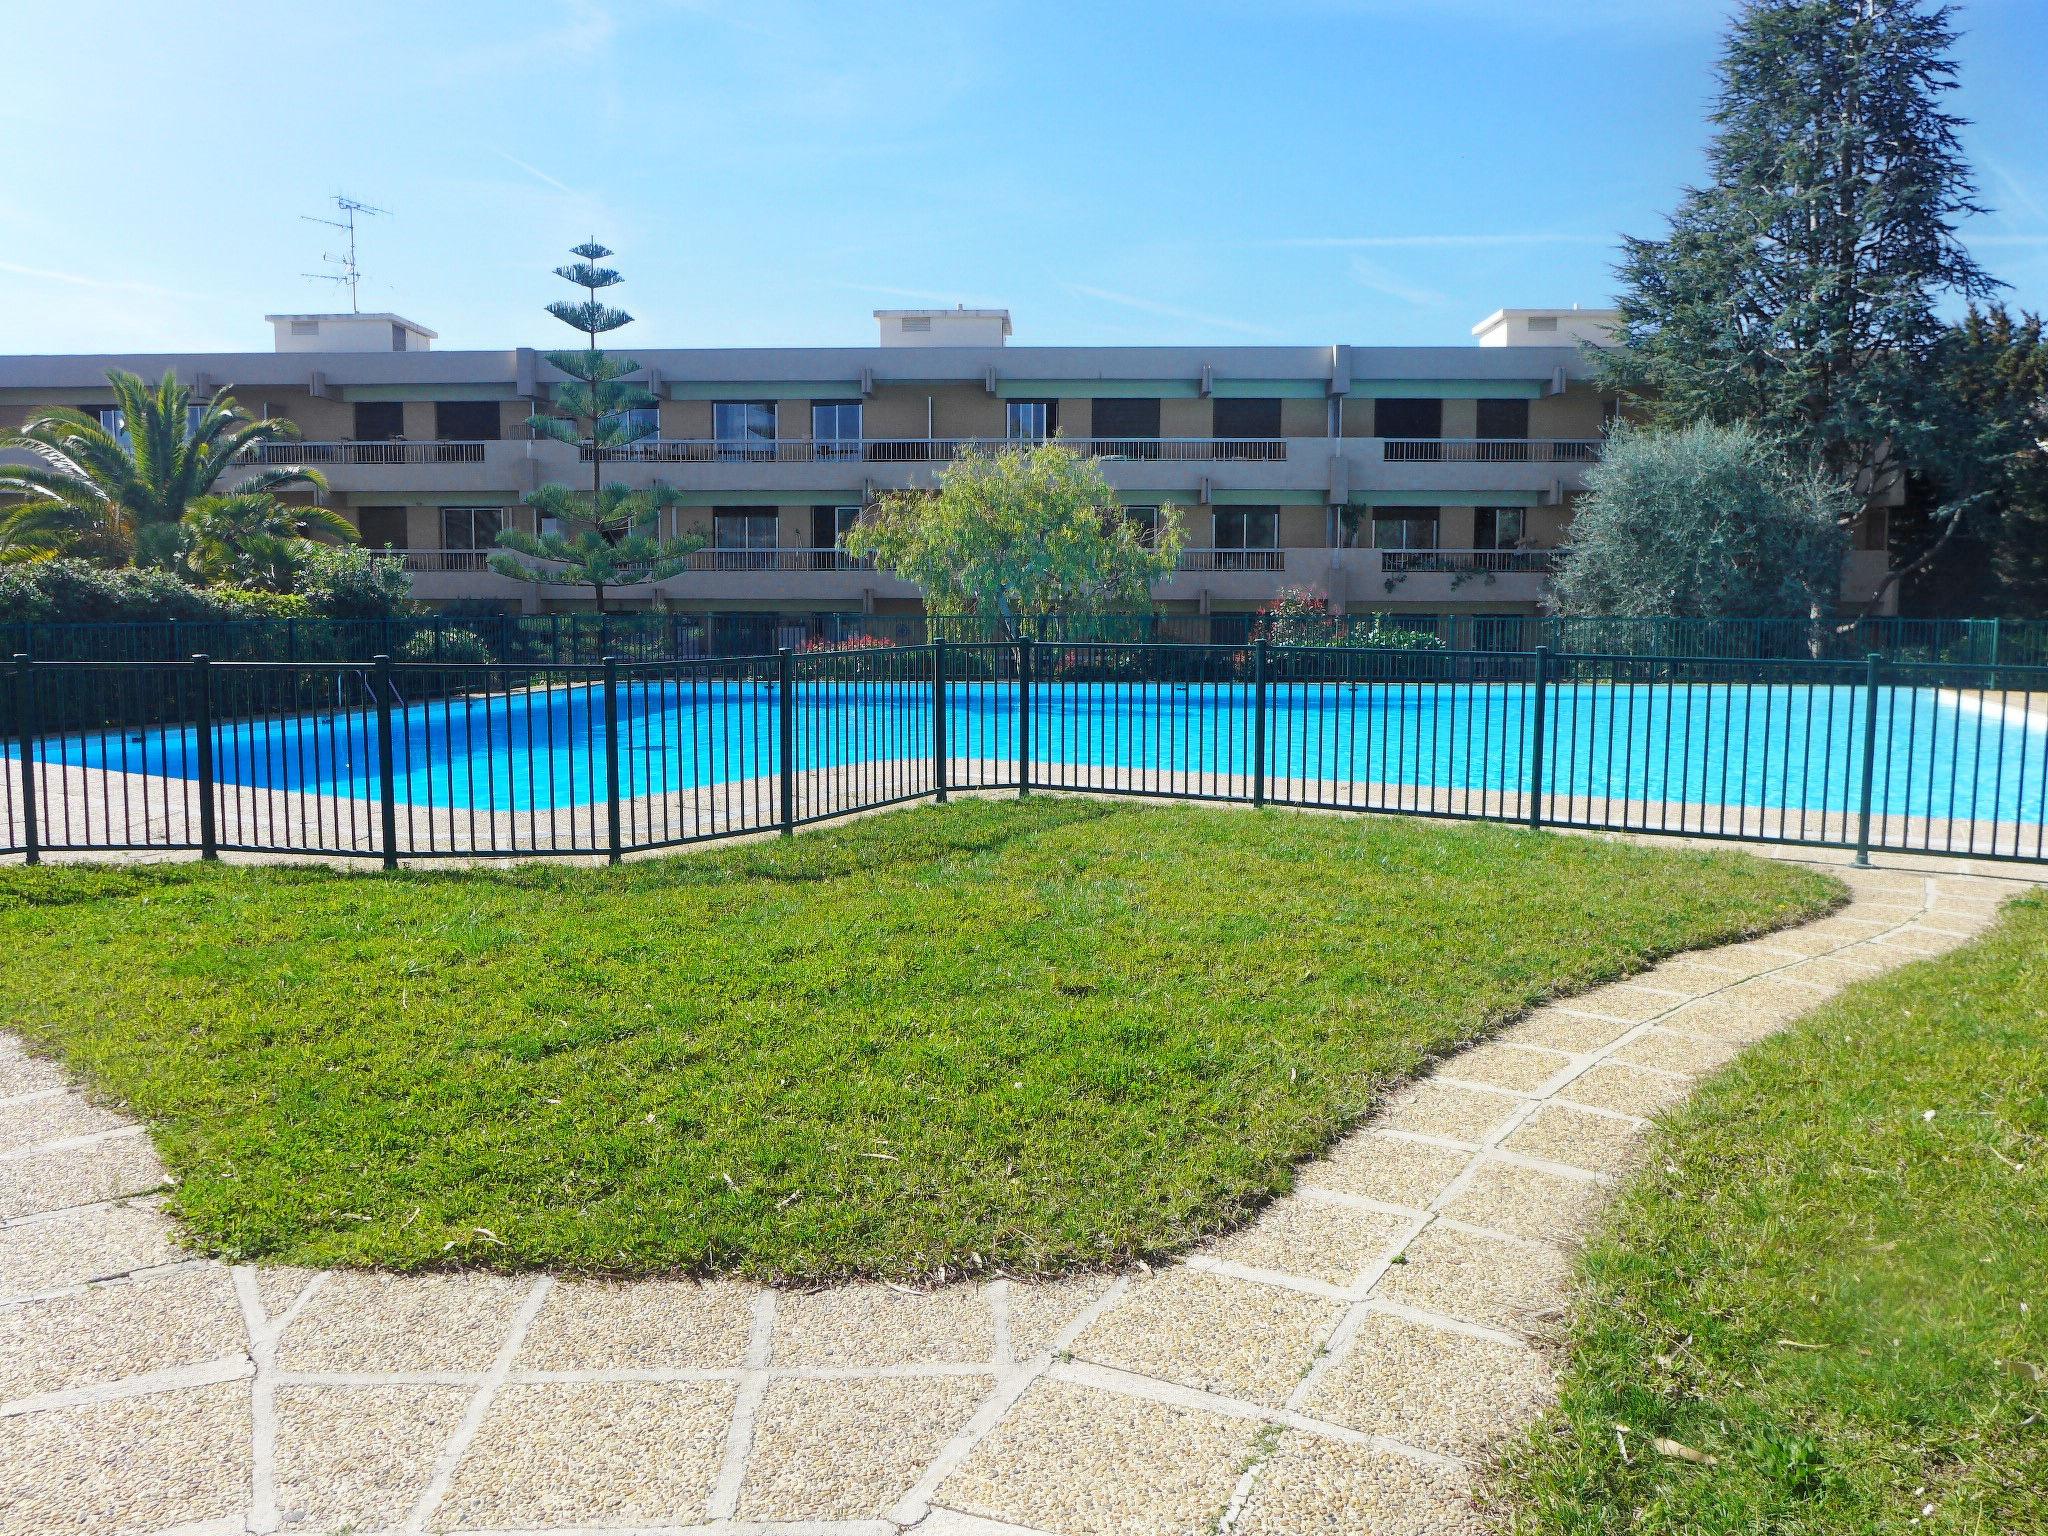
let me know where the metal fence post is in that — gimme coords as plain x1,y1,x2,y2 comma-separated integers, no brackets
603,655,623,863
1252,637,1269,807
1017,636,1033,797
12,655,38,865
1527,645,1550,829
777,647,796,835
1855,650,1881,867
374,654,398,869
192,654,218,860
932,638,949,804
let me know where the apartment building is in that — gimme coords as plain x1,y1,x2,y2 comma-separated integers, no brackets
0,305,1899,632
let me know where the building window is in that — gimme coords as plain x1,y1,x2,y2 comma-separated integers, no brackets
812,504,862,550
714,401,778,460
290,319,320,337
1214,507,1279,549
1371,509,1440,551
1473,507,1526,550
434,400,502,441
1373,397,1442,439
614,405,660,443
1856,506,1888,552
355,401,405,441
1007,400,1056,442
1475,399,1529,440
391,323,408,352
356,507,408,550
1212,397,1281,439
812,401,862,460
900,315,930,333
1527,316,1559,333
714,509,781,549
439,506,504,551
1122,505,1161,545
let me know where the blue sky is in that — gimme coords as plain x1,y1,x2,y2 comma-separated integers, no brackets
3,0,2044,354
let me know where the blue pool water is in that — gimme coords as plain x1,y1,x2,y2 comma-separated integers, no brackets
24,679,2048,826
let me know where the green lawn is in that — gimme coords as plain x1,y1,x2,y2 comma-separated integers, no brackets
0,800,1835,1281
1500,892,2048,1536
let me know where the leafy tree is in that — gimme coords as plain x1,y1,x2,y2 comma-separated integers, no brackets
1895,306,2048,614
1551,422,1853,620
844,442,1183,638
490,242,703,612
1598,0,2001,596
0,370,326,566
181,492,359,592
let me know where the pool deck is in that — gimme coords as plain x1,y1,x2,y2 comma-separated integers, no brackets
2,847,2036,1535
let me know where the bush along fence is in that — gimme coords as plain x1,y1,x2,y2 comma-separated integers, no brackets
6,640,2045,867
6,611,2048,668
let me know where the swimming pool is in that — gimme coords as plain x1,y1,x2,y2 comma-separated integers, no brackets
24,677,2048,828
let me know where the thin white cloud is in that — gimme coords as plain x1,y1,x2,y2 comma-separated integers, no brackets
1263,233,1609,249
1347,258,1447,307
493,151,581,198
1065,284,1276,338
0,259,201,300
1984,160,2048,227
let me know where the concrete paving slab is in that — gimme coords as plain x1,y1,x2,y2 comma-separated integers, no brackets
1501,1105,1646,1177
1003,1274,1116,1361
0,1133,165,1220
1233,1429,1487,1535
1372,1081,1522,1144
0,1265,245,1402
1611,1027,1745,1076
738,1373,990,1521
0,1200,180,1300
1556,1062,1695,1118
1207,1196,1407,1288
515,1277,756,1372
1296,1132,1472,1210
1301,1311,1553,1458
273,1382,470,1533
937,1375,1257,1536
773,1282,997,1368
1374,1224,1572,1336
1440,1162,1607,1245
1434,1042,1569,1094
1069,1268,1340,1407
429,1379,733,1530
0,1092,130,1154
275,1271,532,1374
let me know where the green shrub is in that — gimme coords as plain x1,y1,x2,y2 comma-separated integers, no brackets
397,627,494,665
0,559,256,626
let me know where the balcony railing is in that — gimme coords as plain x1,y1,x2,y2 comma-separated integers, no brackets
1376,548,1561,575
580,436,1290,465
1378,438,1601,463
241,441,491,466
374,548,878,578
1175,547,1286,572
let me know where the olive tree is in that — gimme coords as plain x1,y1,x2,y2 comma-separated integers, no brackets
845,442,1183,638
1550,422,1853,620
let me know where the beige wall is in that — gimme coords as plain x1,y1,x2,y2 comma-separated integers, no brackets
1278,397,1326,437
1529,387,1605,438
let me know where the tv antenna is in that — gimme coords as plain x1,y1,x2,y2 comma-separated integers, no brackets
301,194,388,312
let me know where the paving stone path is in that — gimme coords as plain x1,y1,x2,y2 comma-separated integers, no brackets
1,854,2035,1536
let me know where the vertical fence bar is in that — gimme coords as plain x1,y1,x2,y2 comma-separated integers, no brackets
1017,636,1033,796
1855,650,1881,867
932,638,949,804
1527,645,1549,829
191,654,218,860
603,655,623,863
777,647,796,836
1251,637,1268,807
374,654,399,869
11,655,38,865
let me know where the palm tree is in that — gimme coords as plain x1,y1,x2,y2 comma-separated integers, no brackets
181,493,359,591
0,369,326,564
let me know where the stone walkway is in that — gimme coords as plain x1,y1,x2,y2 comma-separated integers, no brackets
0,853,2036,1536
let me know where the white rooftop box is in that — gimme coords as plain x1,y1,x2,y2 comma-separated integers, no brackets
874,307,1012,348
1472,307,1621,348
266,313,438,353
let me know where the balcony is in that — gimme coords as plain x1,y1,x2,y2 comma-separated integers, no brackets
579,436,1291,465
1377,548,1561,576
241,441,490,466
1174,547,1286,572
1377,438,1601,463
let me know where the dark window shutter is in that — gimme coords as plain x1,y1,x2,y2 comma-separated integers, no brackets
434,400,502,440
1212,397,1281,437
1373,398,1442,438
1476,399,1529,439
354,401,405,440
1091,397,1161,438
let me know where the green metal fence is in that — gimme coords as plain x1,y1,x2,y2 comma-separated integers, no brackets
7,639,2046,868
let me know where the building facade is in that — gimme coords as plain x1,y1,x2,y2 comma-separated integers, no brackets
0,306,1898,633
